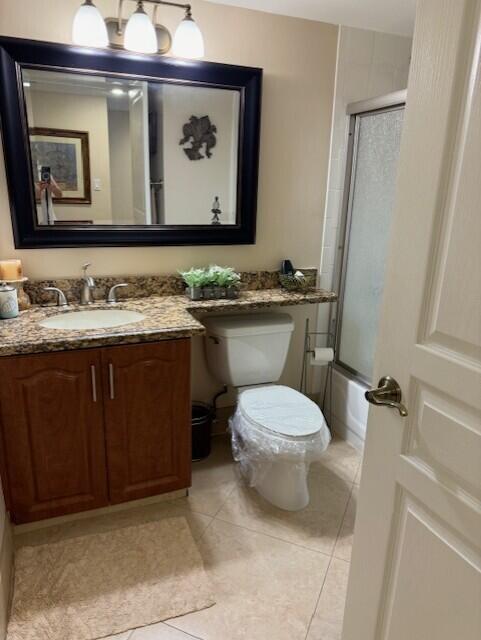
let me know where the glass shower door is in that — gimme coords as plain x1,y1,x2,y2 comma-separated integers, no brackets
336,105,404,383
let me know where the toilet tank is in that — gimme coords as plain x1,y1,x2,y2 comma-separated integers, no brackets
203,313,295,387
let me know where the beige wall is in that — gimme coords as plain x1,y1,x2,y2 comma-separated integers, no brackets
0,0,337,277
26,90,113,223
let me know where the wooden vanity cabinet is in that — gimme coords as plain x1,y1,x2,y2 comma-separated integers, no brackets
102,340,191,504
0,339,191,524
0,349,108,523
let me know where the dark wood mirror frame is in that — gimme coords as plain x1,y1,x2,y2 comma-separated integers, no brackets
0,37,262,248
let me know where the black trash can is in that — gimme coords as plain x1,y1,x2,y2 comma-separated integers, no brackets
192,402,213,461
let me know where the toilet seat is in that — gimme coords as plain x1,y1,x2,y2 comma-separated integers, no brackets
238,385,325,438
230,385,331,510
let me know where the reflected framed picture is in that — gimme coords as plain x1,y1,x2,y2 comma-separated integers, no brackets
29,128,91,204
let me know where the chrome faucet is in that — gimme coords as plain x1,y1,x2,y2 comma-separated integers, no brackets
80,262,95,305
44,286,68,307
107,283,129,304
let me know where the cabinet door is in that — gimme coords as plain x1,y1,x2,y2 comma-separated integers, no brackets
102,339,191,503
0,350,108,523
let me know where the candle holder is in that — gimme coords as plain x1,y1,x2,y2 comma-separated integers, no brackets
4,277,30,310
0,259,23,281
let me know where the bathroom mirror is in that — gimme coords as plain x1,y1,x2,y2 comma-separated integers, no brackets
0,37,262,247
24,68,241,227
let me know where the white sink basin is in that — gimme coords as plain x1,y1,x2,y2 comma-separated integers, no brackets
39,309,146,330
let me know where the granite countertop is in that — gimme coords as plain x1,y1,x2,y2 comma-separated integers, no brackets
0,288,336,357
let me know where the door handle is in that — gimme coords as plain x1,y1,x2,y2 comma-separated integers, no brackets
365,376,408,417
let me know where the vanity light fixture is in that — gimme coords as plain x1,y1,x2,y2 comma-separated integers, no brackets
72,0,109,48
172,7,204,59
72,0,205,59
124,1,158,54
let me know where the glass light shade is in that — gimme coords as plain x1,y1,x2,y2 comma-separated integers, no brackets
72,1,108,48
124,5,158,54
172,16,205,59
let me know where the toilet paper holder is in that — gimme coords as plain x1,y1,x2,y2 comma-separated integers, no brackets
300,318,336,431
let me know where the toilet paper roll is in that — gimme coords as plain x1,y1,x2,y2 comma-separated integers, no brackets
310,347,334,366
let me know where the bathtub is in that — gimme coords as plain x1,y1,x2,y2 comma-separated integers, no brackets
326,367,368,451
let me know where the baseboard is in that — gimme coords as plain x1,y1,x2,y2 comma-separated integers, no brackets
0,522,13,639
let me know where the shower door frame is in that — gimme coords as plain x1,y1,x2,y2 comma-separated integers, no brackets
333,90,407,387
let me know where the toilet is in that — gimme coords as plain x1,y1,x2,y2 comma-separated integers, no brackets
204,312,331,511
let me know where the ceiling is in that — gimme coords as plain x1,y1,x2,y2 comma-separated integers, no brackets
205,0,416,36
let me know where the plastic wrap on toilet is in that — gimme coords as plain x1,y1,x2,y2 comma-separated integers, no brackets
229,406,331,488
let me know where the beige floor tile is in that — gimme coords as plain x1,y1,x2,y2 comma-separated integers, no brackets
311,437,362,484
306,558,351,640
14,501,212,550
171,435,240,517
333,486,358,562
168,518,330,640
15,433,359,640
306,618,342,640
131,622,202,638
215,465,351,555
104,633,133,640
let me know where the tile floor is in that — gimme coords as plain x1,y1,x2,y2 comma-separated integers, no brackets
14,434,362,640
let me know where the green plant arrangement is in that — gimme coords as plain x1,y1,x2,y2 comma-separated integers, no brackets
179,265,241,300
179,268,209,289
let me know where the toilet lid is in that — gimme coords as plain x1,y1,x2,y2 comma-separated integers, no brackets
238,385,325,437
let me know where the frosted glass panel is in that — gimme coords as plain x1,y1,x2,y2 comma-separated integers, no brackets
338,108,404,381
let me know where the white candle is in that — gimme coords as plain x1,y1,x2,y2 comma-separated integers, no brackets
0,260,23,281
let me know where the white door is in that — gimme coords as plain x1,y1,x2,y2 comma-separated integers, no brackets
342,1,481,639
129,83,152,225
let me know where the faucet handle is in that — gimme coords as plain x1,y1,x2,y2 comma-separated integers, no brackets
81,262,92,276
107,283,129,304
44,286,68,307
